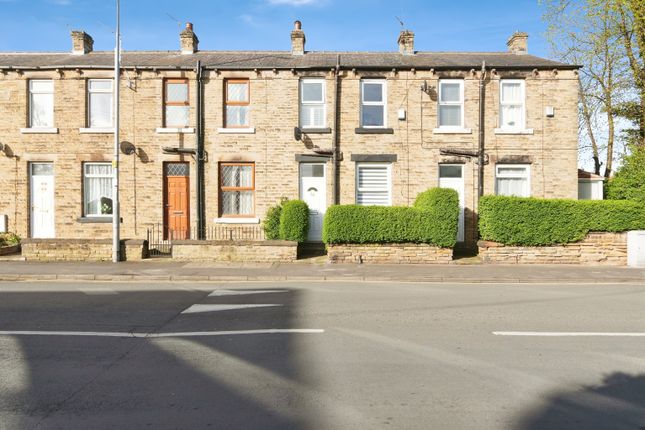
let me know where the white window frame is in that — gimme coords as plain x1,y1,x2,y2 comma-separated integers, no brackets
499,79,526,130
495,164,531,197
360,79,387,128
438,79,465,129
83,162,113,217
28,80,54,129
355,163,392,206
299,78,326,129
87,79,113,129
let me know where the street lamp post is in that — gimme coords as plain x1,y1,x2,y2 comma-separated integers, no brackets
112,0,121,262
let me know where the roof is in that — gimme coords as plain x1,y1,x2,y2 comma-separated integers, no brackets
578,169,604,180
0,51,578,71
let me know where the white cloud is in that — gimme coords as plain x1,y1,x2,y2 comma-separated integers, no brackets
267,0,316,5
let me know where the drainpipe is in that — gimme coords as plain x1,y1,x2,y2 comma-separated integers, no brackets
332,54,341,204
478,61,486,199
195,61,206,240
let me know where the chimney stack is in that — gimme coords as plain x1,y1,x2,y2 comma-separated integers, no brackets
180,22,199,54
291,20,305,55
398,30,415,55
507,31,528,55
71,31,94,55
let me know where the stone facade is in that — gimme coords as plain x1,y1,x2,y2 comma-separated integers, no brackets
21,238,147,261
0,23,579,251
171,240,296,262
328,243,453,264
478,232,628,265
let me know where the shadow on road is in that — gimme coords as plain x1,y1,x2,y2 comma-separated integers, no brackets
517,372,645,430
0,288,322,429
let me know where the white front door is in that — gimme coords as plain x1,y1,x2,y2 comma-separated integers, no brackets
299,163,327,242
439,164,465,242
30,163,55,238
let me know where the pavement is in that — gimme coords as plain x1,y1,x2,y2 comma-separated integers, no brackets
0,257,644,283
1,280,645,429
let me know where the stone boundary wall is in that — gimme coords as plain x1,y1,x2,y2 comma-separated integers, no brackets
172,240,297,262
327,243,453,264
478,232,627,265
21,239,148,262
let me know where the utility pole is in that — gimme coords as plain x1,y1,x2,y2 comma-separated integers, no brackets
112,0,121,262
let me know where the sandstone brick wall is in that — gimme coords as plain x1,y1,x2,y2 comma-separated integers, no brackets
327,243,453,264
0,66,579,250
478,232,627,265
171,240,297,262
21,238,147,261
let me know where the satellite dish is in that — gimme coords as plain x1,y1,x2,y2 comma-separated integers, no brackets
120,141,136,155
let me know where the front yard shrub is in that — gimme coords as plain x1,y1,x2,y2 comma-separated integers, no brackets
322,188,459,248
478,195,645,246
263,198,286,240
279,200,309,242
0,232,20,247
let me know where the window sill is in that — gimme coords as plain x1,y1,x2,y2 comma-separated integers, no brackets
300,127,332,134
79,128,114,134
217,128,255,134
76,216,114,223
494,128,534,135
432,128,472,134
20,127,59,134
215,217,260,224
156,127,195,134
355,128,394,134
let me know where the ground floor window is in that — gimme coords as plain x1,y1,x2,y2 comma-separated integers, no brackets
355,163,391,206
495,164,530,197
220,162,255,216
83,162,113,216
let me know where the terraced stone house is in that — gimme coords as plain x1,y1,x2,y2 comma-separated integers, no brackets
0,22,579,250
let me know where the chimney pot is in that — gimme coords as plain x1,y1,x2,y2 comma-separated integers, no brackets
70,30,94,55
507,31,528,55
180,22,199,54
398,30,415,55
291,20,306,55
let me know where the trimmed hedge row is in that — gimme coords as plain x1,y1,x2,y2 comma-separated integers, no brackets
263,199,310,242
280,200,309,242
322,188,459,248
479,195,645,246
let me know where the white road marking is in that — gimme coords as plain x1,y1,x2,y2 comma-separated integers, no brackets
180,304,281,314
208,289,288,297
0,329,324,338
493,331,645,337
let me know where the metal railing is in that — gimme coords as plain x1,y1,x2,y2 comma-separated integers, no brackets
146,223,265,257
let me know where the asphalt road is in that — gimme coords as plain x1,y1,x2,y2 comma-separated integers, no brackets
0,281,644,430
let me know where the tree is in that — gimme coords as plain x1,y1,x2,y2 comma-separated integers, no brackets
605,143,645,201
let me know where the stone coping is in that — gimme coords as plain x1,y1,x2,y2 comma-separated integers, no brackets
172,240,296,247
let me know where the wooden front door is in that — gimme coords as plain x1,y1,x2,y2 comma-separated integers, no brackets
164,163,190,240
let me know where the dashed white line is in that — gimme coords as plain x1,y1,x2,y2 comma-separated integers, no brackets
208,289,288,297
180,304,282,314
0,329,324,338
493,331,645,337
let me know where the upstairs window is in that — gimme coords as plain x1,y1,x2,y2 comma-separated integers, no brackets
220,163,255,216
225,80,250,128
164,79,190,128
356,163,391,206
495,164,530,197
438,79,464,128
499,80,526,129
83,163,113,216
360,79,386,128
29,80,54,128
300,79,326,128
87,79,113,128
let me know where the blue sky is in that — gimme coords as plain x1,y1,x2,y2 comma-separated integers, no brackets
0,0,554,58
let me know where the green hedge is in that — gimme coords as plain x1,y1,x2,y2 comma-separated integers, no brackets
279,200,309,242
479,195,645,246
263,199,286,240
322,188,459,248
0,232,20,247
